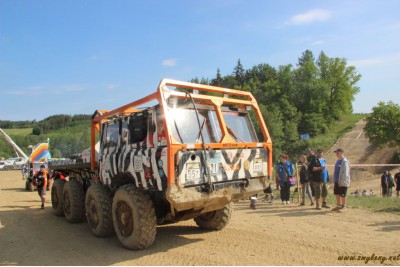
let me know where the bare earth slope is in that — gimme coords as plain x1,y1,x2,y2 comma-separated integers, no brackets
324,119,399,194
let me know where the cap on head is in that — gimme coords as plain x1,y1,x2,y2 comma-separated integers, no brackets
307,148,315,155
334,148,344,153
279,154,288,160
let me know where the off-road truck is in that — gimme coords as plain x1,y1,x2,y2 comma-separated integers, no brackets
49,79,273,250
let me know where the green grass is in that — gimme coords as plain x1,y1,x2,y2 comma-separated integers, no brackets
2,128,33,136
345,195,400,213
307,114,366,151
272,187,400,214
324,193,400,213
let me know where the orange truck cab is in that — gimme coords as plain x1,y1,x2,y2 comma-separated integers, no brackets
49,79,272,250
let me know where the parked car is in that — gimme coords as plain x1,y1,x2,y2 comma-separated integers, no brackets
3,157,27,170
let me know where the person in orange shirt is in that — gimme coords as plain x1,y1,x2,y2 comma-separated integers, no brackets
34,165,49,209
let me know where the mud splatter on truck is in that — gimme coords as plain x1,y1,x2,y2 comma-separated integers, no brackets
49,79,273,250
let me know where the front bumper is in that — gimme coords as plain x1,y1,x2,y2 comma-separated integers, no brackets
166,177,267,213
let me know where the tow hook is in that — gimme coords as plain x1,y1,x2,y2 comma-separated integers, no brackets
204,182,215,193
243,178,250,188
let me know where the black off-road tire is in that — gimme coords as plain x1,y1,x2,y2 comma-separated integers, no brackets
194,202,233,230
51,179,66,216
63,180,85,223
85,184,114,237
26,177,34,192
28,181,34,192
25,180,30,191
112,184,156,250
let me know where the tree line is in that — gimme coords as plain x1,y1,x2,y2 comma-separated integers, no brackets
365,101,400,148
0,115,91,158
1,50,362,160
191,50,361,159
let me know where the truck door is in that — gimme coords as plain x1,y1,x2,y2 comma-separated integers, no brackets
119,111,151,189
99,122,119,184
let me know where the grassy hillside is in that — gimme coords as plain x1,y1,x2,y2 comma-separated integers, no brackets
2,128,33,136
302,114,366,152
0,115,91,158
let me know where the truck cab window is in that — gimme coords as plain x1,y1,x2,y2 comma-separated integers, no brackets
121,120,129,145
129,113,148,144
106,123,119,147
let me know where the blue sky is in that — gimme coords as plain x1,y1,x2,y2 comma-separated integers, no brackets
1,0,399,121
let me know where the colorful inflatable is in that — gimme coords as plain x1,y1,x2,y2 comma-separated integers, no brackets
29,142,52,162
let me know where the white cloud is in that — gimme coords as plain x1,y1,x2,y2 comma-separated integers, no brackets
162,58,177,67
348,58,383,68
105,83,120,90
286,9,331,25
311,40,324,46
6,84,85,96
7,86,45,96
58,84,85,92
348,53,400,68
389,22,400,30
88,55,99,61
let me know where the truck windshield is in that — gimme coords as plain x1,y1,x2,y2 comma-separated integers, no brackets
168,108,220,143
168,107,258,144
222,111,258,143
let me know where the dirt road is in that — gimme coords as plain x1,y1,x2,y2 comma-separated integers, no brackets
1,171,399,266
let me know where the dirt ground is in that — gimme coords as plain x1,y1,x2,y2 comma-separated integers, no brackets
0,171,399,266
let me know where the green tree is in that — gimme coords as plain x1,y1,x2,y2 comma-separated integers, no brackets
211,68,222,86
293,50,325,117
316,51,361,120
365,101,400,147
32,127,41,135
233,59,245,86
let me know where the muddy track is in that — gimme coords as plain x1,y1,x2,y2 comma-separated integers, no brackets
1,171,399,266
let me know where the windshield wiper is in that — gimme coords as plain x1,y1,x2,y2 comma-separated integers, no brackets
172,117,184,143
195,118,207,143
226,125,245,143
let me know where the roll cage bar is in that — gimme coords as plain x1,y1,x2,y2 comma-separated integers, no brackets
90,79,273,185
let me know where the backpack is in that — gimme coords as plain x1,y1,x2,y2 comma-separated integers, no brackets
35,171,45,188
299,164,309,184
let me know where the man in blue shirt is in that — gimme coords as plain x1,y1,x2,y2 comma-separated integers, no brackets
332,148,351,211
317,149,330,208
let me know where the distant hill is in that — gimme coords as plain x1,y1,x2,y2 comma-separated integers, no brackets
0,114,91,158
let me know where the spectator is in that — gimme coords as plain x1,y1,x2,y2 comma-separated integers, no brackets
362,189,367,196
34,165,50,209
263,183,274,203
332,148,351,211
317,148,330,208
22,165,28,180
369,189,375,196
380,171,389,197
298,154,314,206
395,171,400,198
307,148,325,210
276,154,294,205
387,172,395,197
